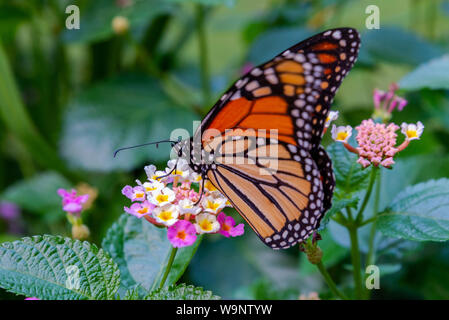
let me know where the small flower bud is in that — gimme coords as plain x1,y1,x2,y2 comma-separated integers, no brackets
306,245,323,265
72,224,90,240
112,16,129,35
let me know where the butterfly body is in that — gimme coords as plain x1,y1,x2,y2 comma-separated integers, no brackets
176,28,360,249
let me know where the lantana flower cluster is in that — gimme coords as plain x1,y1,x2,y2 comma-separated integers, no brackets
122,159,244,248
324,83,424,169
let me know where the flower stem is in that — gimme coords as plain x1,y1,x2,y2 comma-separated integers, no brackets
364,169,382,298
159,247,178,289
316,261,348,300
355,167,378,224
195,4,211,108
348,225,363,299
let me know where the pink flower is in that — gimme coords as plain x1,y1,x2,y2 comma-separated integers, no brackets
124,201,155,218
121,185,146,202
372,83,407,122
173,186,200,202
57,189,89,214
217,212,244,238
167,220,197,248
355,119,399,169
25,297,40,300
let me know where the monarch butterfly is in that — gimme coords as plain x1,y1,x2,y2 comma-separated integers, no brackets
118,28,359,250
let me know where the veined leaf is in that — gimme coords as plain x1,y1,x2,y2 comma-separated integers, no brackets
0,235,120,300
145,283,220,300
377,179,449,241
327,142,373,194
102,214,202,294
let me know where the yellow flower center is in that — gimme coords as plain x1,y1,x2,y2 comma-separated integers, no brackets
199,219,213,231
177,230,186,240
135,192,144,198
156,194,169,203
173,170,183,176
205,181,217,191
137,207,148,214
336,131,348,141
145,186,157,192
158,210,173,221
207,201,220,211
406,129,418,138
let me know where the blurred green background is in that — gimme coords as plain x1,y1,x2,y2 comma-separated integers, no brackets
1,0,449,299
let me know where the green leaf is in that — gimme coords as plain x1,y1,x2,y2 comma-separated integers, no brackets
0,172,71,221
319,195,359,231
377,179,449,241
102,214,202,293
327,142,372,194
399,55,449,91
0,43,73,178
145,283,220,300
61,0,175,43
361,27,441,66
123,285,141,300
0,3,30,39
0,235,120,300
60,74,198,171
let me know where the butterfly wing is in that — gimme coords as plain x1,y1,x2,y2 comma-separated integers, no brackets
206,136,324,249
196,27,360,151
196,28,360,249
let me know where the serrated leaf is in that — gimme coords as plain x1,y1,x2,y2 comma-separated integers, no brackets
399,55,449,91
0,172,71,221
145,283,220,300
60,74,198,171
327,142,373,194
377,179,449,241
0,235,120,300
102,214,201,293
123,285,141,300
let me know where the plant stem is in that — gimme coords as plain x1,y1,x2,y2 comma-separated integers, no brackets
364,169,382,299
316,261,348,300
195,4,211,108
159,247,178,289
355,167,378,224
348,225,363,299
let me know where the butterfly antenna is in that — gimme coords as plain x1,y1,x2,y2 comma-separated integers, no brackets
113,139,177,158
193,174,206,206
